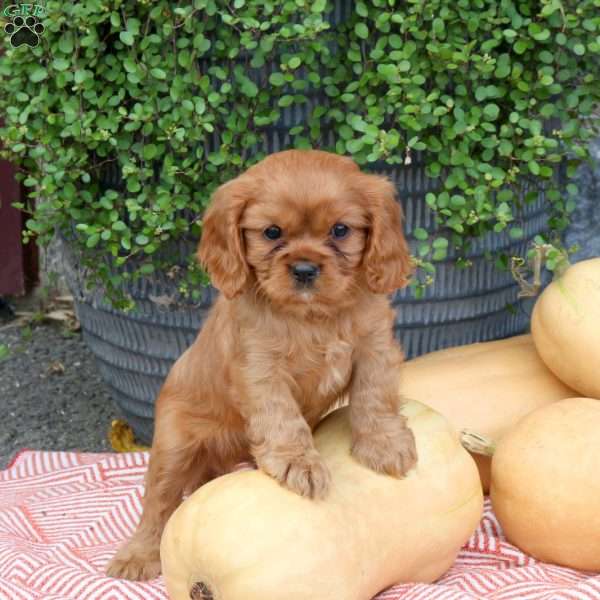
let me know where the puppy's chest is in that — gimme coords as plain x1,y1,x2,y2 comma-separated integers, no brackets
287,335,355,399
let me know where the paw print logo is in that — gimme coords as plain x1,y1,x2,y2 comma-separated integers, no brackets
4,15,45,48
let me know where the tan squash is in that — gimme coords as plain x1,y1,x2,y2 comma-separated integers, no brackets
161,401,483,600
531,257,600,399
399,334,576,491
490,397,600,570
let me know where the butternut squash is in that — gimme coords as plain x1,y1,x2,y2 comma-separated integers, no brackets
490,397,600,570
531,257,600,399
160,400,483,600
399,334,576,491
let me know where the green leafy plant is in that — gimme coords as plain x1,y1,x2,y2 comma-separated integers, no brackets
323,0,599,289
0,0,598,306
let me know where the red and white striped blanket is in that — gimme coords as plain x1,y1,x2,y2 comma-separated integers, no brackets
1,450,599,600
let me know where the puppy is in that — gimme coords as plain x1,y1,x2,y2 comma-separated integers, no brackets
107,149,417,581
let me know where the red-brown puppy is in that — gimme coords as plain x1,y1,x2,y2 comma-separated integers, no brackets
107,149,416,580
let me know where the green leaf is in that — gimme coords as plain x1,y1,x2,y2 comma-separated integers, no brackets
541,1,560,16
417,242,430,257
475,86,487,101
29,67,47,83
278,95,294,108
143,144,158,160
119,31,135,46
86,233,100,248
112,221,127,232
52,58,70,72
432,248,448,261
377,64,398,83
497,189,514,202
355,23,369,39
74,70,89,84
240,78,258,98
514,40,528,54
208,152,226,166
151,68,167,79
193,34,211,53
509,226,524,239
58,34,74,54
355,1,368,17
428,163,441,178
433,18,445,35
389,34,402,49
494,55,511,78
139,264,155,275
127,18,141,34
269,72,286,86
499,140,513,156
413,227,428,241
450,195,466,208
528,24,550,41
483,104,500,120
123,58,137,73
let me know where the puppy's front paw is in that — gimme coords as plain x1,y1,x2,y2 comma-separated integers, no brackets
106,542,161,581
352,425,417,478
260,449,331,499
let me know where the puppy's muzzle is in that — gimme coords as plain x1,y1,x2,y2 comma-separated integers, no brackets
290,261,320,287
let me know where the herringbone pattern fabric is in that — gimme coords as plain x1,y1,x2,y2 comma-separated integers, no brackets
1,450,599,600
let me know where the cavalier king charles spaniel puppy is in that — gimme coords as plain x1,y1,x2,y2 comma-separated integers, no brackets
107,149,417,580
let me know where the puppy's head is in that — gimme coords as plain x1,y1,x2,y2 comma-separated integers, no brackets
198,150,412,314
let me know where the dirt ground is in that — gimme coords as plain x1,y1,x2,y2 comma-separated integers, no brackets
0,319,121,469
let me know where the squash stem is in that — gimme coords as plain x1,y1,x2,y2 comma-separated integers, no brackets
460,429,496,457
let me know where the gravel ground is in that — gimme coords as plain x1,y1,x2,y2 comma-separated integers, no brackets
0,320,121,469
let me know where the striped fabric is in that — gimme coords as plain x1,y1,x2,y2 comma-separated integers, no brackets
1,450,599,600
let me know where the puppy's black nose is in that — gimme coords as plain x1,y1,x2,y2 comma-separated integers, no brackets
290,261,320,285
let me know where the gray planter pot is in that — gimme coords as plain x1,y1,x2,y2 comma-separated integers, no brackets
65,167,549,445
565,138,600,261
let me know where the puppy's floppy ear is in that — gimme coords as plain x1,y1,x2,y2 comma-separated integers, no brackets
355,173,413,294
197,176,252,299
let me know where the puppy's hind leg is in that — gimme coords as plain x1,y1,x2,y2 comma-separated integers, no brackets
106,409,218,581
183,428,251,498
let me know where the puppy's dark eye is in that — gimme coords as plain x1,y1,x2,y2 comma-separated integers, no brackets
263,225,282,240
331,223,350,239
